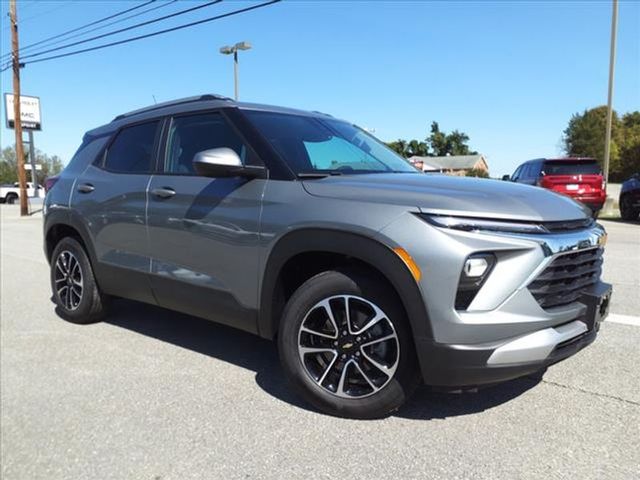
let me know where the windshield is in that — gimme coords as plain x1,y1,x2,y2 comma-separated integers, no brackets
244,110,418,175
543,160,601,175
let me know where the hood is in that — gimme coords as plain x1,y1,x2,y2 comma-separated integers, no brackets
302,173,591,222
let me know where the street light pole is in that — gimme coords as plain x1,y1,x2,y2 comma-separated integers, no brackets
603,0,618,187
219,41,252,101
234,49,239,101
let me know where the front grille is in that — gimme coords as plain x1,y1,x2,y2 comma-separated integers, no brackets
541,218,594,232
528,247,603,309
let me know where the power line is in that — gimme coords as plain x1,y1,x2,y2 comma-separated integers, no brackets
19,0,222,61
4,0,179,60
15,0,79,25
1,2,75,33
1,0,281,71
5,0,156,57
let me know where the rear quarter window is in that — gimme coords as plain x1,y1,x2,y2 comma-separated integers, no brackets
64,135,110,175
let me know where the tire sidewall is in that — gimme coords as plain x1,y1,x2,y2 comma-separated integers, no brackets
50,237,101,323
278,269,419,419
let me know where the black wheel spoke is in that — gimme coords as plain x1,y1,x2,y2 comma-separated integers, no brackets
54,250,83,311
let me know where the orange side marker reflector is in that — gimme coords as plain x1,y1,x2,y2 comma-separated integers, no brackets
393,247,422,282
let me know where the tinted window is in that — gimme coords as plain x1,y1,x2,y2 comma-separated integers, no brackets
512,165,523,180
542,160,601,175
245,111,416,175
524,163,539,178
104,121,159,173
165,113,252,174
66,135,109,174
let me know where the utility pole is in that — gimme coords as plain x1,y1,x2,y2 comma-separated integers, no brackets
602,0,618,187
10,0,28,216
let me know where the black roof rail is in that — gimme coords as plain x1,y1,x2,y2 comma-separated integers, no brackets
112,94,232,122
311,110,333,117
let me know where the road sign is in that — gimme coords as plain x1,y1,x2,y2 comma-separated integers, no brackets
4,93,41,130
24,164,42,170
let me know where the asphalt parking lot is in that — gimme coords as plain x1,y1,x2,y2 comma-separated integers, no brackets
1,206,639,479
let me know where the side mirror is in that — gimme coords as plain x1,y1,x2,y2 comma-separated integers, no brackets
501,174,510,181
192,148,265,178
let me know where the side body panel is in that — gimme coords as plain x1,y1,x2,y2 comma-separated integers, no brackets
69,164,155,304
255,180,423,338
146,175,266,333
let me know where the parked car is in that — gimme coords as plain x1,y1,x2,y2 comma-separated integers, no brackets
504,158,606,216
619,173,640,221
0,181,42,204
43,95,612,418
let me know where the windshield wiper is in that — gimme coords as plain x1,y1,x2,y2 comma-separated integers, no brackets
297,171,344,179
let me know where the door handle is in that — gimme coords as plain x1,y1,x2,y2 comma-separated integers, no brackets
151,187,176,199
77,183,94,193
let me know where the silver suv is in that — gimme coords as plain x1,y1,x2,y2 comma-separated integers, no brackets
44,95,612,418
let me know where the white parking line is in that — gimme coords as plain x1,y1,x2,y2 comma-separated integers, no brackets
606,313,640,327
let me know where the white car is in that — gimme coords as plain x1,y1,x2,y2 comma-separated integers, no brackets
0,182,43,204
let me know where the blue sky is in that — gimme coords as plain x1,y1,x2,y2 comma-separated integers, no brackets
1,0,639,176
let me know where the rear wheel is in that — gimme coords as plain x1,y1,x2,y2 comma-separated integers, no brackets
620,195,639,221
50,237,108,324
278,269,420,419
5,193,17,205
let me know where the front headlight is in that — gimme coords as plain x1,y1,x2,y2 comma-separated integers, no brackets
418,214,550,234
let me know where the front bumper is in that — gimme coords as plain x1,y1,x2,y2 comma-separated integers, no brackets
417,281,612,387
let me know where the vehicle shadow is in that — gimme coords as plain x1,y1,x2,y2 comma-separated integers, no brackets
101,299,540,420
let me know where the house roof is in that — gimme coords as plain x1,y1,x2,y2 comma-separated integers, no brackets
409,154,485,170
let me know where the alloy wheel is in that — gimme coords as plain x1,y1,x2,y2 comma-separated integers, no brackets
297,295,400,399
54,250,83,311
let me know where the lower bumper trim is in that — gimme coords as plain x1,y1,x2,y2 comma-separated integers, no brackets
486,320,587,365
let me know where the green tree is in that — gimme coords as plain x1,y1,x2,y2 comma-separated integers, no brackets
386,139,409,157
619,111,640,180
408,139,428,157
563,106,621,176
426,122,477,156
563,106,640,181
0,145,64,184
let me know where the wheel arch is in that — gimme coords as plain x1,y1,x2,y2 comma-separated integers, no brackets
258,228,433,343
44,210,97,267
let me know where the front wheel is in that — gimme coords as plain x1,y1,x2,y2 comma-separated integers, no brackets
278,269,420,419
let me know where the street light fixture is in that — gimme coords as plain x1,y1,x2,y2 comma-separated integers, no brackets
219,41,252,100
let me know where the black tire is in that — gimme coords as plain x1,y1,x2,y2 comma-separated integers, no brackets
278,269,420,419
5,193,18,205
620,195,639,221
50,237,108,324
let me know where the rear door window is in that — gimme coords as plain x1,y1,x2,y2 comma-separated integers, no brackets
104,121,160,173
542,161,601,175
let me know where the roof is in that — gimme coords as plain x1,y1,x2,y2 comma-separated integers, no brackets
408,154,485,170
86,94,337,138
